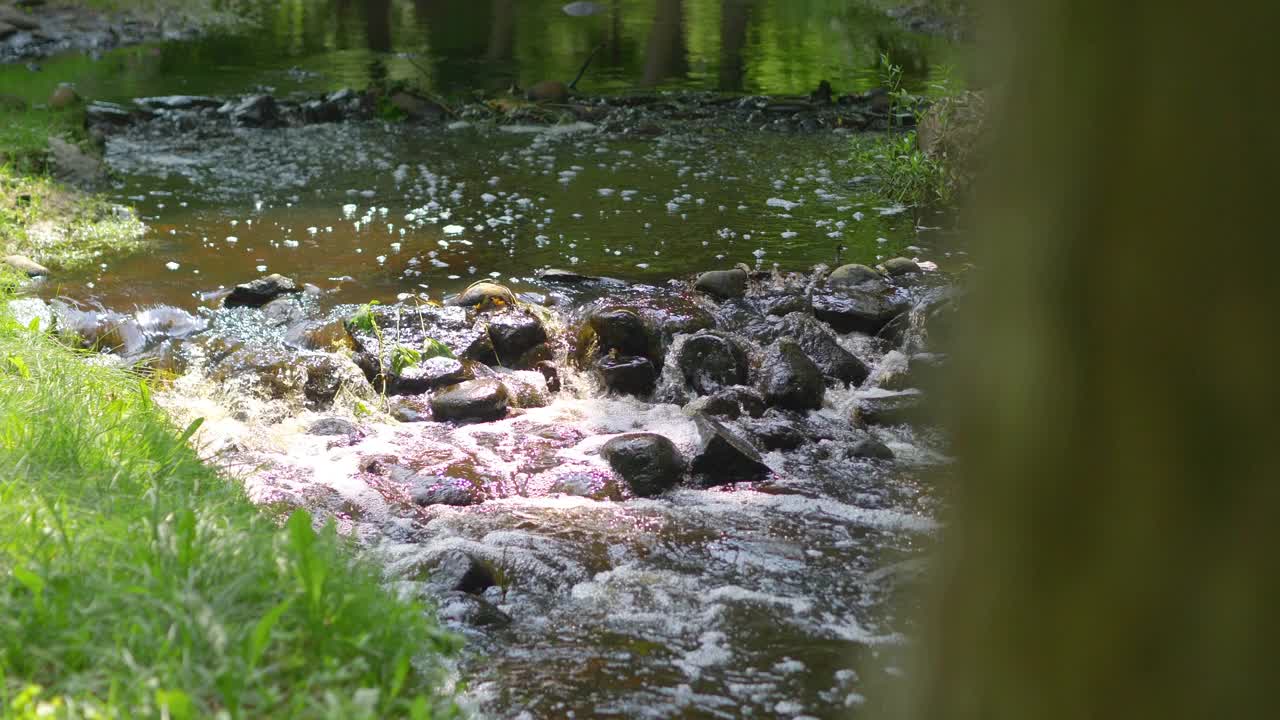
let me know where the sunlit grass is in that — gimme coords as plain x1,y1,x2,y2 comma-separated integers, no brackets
0,270,462,718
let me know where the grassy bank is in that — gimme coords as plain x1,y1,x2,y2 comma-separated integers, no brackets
0,271,461,718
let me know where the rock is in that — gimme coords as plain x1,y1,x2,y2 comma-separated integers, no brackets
491,368,550,409
229,94,280,127
882,257,922,277
0,22,14,41
134,95,222,111
260,296,306,326
827,263,889,292
447,281,517,308
526,80,570,103
3,254,48,277
694,268,747,300
436,591,512,628
748,411,808,451
283,317,351,351
851,437,894,460
587,307,649,357
0,8,40,31
853,390,929,427
600,433,686,497
47,84,78,110
300,353,370,407
389,396,430,422
597,354,656,396
300,98,343,124
535,360,561,393
689,414,771,485
536,268,592,282
712,298,775,342
358,454,399,474
548,472,620,501
759,339,826,411
420,549,496,594
812,290,908,335
307,417,359,436
394,355,471,394
84,100,135,134
410,475,483,507
683,393,742,420
389,91,446,122
430,379,509,422
714,385,767,418
755,292,811,317
208,346,305,399
487,309,547,364
223,274,300,308
777,312,869,385
676,332,748,395
347,304,495,389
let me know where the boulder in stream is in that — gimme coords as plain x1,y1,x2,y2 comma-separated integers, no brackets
827,263,889,292
689,414,771,485
430,379,510,422
420,549,497,594
597,354,656,396
812,290,908,335
410,474,484,507
676,332,748,395
3,254,48,277
223,273,301,308
600,433,686,498
694,267,747,300
228,94,281,127
777,312,870,385
853,390,929,427
394,356,472,395
759,339,826,411
486,309,548,365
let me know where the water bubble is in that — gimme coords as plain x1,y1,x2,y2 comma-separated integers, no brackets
256,264,267,272
165,261,179,271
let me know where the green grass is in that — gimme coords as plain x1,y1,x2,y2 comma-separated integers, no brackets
0,164,149,272
853,130,953,207
0,271,462,719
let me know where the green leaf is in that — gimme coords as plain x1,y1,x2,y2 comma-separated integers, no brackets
176,417,204,445
155,689,193,720
420,337,455,360
247,598,294,669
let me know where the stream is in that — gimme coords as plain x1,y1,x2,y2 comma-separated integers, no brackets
5,1,967,717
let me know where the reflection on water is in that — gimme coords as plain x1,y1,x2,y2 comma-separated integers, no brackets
1,0,963,103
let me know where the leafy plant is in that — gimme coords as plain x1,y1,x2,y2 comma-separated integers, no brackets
853,131,952,207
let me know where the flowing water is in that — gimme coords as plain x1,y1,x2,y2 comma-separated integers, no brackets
4,1,968,716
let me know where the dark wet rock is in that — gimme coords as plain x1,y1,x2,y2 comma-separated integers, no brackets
223,274,300,308
755,292,812,317
777,312,869,385
48,84,79,110
597,354,656,396
536,268,593,283
587,307,648,357
715,385,767,419
535,360,561,393
49,136,103,186
487,309,547,364
307,417,359,436
683,393,742,420
676,332,748,395
851,437,895,460
747,411,808,451
300,353,370,407
812,290,908,335
411,475,483,507
389,91,446,122
853,390,929,427
601,433,686,498
85,100,136,135
3,254,48,277
447,281,518,308
549,472,621,501
228,94,280,128
882,257,922,277
759,339,825,411
430,379,509,423
526,80,570,103
694,267,747,300
358,453,400,474
712,298,775,343
394,356,471,394
0,23,15,41
420,549,496,594
437,591,512,628
300,98,342,124
827,263,889,292
0,8,39,31
689,414,771,485
209,347,305,399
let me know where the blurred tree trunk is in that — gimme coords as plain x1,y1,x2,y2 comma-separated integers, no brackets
718,0,752,92
643,0,688,86
904,2,1280,719
486,0,515,63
